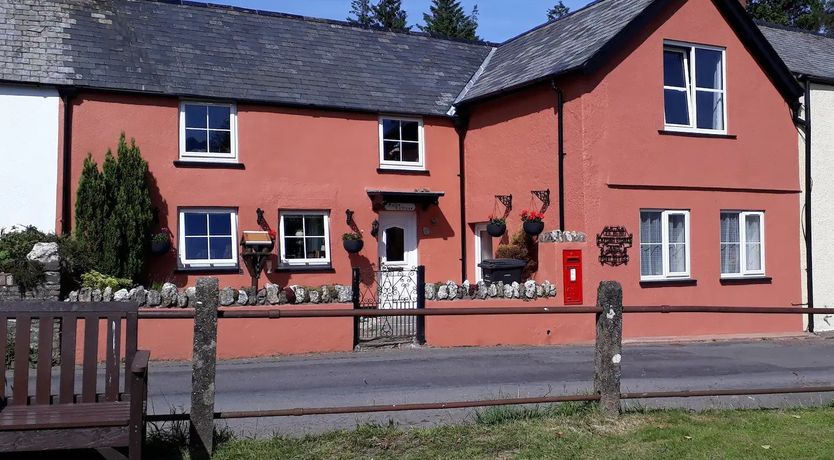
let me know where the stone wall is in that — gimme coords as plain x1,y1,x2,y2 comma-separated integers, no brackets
426,280,557,301
0,242,61,302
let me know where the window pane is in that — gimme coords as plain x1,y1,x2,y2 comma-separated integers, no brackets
746,243,762,271
184,213,208,236
401,142,419,163
641,244,662,276
208,106,231,130
208,130,231,153
184,104,207,129
745,215,761,243
208,213,231,236
185,129,208,152
383,141,401,162
304,215,325,237
669,244,686,272
385,227,405,262
720,213,740,243
305,237,327,259
663,50,687,87
209,237,233,260
401,121,419,141
668,214,686,243
696,91,724,130
185,236,208,260
283,237,305,259
284,216,304,237
664,90,690,126
382,119,400,140
695,48,723,90
640,212,662,244
721,243,740,274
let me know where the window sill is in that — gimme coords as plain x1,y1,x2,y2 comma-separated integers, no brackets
658,129,737,139
640,278,697,288
720,276,772,285
273,265,335,273
175,266,242,274
174,160,245,169
377,168,430,176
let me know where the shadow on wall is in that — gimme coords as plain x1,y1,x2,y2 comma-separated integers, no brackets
145,168,177,287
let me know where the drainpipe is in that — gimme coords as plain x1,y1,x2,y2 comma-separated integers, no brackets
59,88,76,236
803,78,815,333
551,80,566,231
455,114,470,282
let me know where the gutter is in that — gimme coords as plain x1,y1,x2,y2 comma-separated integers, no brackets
59,88,77,235
802,77,814,332
551,80,566,231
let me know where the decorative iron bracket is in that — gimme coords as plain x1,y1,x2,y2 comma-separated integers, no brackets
531,189,551,214
495,194,513,218
256,208,268,230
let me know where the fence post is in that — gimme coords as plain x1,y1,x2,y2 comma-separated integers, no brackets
352,268,361,348
415,265,426,344
189,277,219,459
594,280,623,416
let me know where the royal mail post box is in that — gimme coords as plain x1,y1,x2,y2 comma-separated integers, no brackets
562,250,583,305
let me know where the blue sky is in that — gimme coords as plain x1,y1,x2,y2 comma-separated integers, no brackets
210,1,592,42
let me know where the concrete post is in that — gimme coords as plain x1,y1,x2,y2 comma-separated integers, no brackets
594,280,623,416
189,277,219,459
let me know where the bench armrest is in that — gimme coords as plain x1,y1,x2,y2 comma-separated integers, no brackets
130,350,151,375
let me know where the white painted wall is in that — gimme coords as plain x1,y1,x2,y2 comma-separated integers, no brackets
0,85,60,233
800,82,834,331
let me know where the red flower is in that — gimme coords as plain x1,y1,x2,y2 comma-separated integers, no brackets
521,210,544,222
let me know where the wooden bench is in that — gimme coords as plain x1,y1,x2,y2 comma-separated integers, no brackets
0,302,149,459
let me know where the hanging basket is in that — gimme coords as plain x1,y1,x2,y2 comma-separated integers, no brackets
486,222,506,237
523,221,545,236
343,239,364,254
150,239,170,255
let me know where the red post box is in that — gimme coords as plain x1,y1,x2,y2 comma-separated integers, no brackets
562,249,583,305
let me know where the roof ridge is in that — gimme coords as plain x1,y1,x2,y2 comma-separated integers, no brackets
143,0,498,47
496,0,610,47
756,19,834,41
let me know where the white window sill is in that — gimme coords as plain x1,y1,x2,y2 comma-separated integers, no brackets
378,163,426,172
640,277,697,286
659,128,735,139
176,263,240,273
174,159,245,169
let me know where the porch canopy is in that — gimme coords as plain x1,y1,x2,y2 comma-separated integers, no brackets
367,189,445,211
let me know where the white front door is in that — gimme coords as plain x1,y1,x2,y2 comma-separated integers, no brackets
474,223,494,282
377,212,418,309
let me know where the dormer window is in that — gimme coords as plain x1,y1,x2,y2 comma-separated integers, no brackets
379,116,425,171
663,42,726,133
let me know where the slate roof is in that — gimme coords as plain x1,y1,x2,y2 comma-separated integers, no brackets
759,23,834,82
0,0,492,116
457,0,658,104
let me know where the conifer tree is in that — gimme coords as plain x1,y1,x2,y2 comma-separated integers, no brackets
547,1,571,20
746,0,834,36
420,0,479,40
372,0,410,31
347,0,374,26
74,154,106,255
113,135,153,281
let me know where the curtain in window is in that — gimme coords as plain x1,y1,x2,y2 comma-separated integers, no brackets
667,214,687,273
640,212,662,276
720,213,740,274
745,214,762,271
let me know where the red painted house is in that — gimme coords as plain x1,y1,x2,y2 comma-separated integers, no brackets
0,0,806,357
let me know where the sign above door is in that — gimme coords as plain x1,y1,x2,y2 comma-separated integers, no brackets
384,202,416,212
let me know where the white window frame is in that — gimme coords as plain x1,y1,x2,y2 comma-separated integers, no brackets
179,101,239,163
378,116,426,171
278,210,332,267
640,209,691,281
720,211,765,278
178,208,239,268
663,41,727,135
473,223,494,282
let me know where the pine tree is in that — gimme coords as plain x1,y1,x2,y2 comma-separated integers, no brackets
99,148,121,277
113,135,153,281
547,1,571,21
347,0,374,26
372,0,410,31
747,0,834,36
420,0,479,40
74,154,106,256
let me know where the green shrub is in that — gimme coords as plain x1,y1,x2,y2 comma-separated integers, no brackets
0,226,55,293
56,235,96,295
81,270,133,291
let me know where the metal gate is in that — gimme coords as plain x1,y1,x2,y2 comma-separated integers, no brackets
352,266,425,346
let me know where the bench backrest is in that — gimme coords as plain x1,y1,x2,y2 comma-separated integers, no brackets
1,301,138,406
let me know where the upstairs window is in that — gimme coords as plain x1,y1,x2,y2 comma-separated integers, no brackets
279,211,331,266
640,210,690,280
721,211,765,277
663,43,726,133
178,209,238,268
180,102,238,162
379,117,425,170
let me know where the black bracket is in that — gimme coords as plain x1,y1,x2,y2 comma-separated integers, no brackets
371,219,379,238
531,189,550,214
496,194,513,218
256,208,268,230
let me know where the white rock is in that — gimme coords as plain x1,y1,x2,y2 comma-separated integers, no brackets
437,285,449,300
113,289,130,302
26,242,60,271
265,283,281,305
237,289,248,306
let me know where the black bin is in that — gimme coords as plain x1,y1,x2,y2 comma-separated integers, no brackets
478,258,526,284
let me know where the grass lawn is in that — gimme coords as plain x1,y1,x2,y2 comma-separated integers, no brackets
149,403,834,459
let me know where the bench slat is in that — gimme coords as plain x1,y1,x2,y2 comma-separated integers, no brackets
12,316,31,406
59,316,77,404
125,311,137,395
0,402,131,431
35,317,53,405
105,316,121,401
0,316,6,402
81,315,98,403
